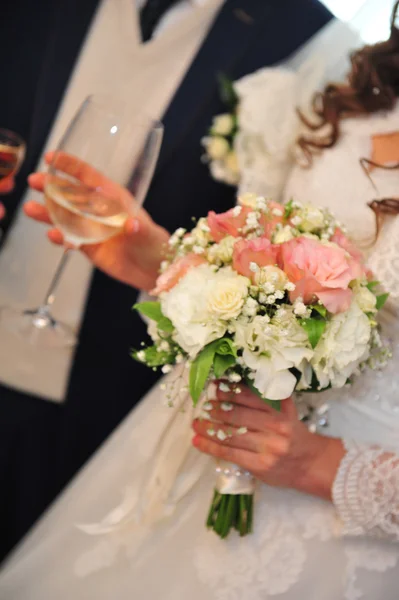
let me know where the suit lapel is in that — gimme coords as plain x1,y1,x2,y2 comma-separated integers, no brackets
156,0,273,173
156,0,332,176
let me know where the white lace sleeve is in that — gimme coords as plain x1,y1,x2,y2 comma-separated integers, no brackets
332,440,399,541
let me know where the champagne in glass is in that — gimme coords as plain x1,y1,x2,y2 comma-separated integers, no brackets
0,129,26,181
0,95,163,347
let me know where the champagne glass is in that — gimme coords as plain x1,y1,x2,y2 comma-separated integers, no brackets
0,128,26,184
0,95,163,347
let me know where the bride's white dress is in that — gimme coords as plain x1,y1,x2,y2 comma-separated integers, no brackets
1,20,399,600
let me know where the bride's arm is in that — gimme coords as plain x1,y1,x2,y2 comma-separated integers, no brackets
192,384,399,541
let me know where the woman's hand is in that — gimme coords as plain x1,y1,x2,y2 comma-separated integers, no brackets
24,152,170,291
192,383,345,501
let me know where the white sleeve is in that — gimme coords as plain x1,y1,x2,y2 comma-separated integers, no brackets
332,440,399,541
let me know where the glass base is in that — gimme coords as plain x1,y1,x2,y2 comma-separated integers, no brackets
0,305,77,348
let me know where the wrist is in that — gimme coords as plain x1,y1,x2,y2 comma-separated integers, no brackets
295,433,345,501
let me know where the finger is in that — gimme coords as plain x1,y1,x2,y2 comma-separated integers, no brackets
215,382,277,413
24,200,53,225
193,419,289,456
192,435,273,474
193,419,260,452
0,203,5,220
280,397,297,420
0,176,14,194
205,401,288,435
27,173,45,192
47,228,64,245
45,151,121,194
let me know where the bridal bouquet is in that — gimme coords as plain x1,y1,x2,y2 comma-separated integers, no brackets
133,193,389,538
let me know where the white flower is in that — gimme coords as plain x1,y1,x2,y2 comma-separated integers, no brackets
254,265,288,291
311,300,371,389
285,281,296,292
162,365,172,374
297,204,325,233
238,192,259,209
232,205,242,217
161,265,228,357
272,207,283,217
242,296,258,317
206,269,250,320
235,312,313,400
293,301,308,316
273,225,294,244
217,429,228,441
249,262,259,273
228,372,242,383
225,151,240,176
237,427,248,435
354,285,377,313
245,211,259,230
211,113,235,136
207,236,236,264
158,341,170,352
136,350,146,361
204,136,230,160
290,215,302,227
221,402,234,411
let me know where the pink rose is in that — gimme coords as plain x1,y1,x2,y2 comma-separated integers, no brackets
151,253,206,295
331,228,366,279
280,237,358,313
233,238,279,281
208,206,252,242
259,201,285,239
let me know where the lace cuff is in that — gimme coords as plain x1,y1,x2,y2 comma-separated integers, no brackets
332,440,399,541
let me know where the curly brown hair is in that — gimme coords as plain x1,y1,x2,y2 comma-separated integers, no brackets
297,1,399,165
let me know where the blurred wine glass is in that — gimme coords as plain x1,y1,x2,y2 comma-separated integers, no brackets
0,128,26,217
0,95,163,347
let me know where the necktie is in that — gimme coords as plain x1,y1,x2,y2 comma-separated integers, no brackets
139,0,183,42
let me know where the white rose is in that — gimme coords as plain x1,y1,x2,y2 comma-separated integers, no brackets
205,136,230,160
207,236,236,264
161,265,226,357
211,113,235,136
254,265,288,291
354,285,377,313
297,204,325,233
311,300,371,389
273,225,294,244
207,270,249,320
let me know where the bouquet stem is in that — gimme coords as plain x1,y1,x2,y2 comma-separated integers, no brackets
206,490,253,537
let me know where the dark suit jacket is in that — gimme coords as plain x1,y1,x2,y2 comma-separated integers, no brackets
0,0,332,561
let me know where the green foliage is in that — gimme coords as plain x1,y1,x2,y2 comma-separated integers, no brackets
376,293,389,311
131,346,172,368
189,338,237,405
217,72,239,111
299,317,326,349
133,301,174,333
284,198,294,219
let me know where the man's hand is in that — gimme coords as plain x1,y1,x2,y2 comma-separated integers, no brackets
25,152,170,291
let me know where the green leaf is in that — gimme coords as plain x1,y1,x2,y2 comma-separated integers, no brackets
213,354,236,379
299,318,326,349
310,304,327,318
134,301,174,332
157,316,174,333
284,198,294,219
376,293,389,311
189,342,218,406
366,280,379,291
244,377,281,412
134,301,163,320
217,72,239,110
131,346,171,368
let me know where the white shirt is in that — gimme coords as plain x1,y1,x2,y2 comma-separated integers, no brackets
0,0,224,402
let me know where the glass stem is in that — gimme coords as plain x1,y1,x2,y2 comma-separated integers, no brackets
40,248,72,313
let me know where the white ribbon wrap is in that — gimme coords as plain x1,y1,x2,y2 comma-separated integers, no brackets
215,462,256,495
